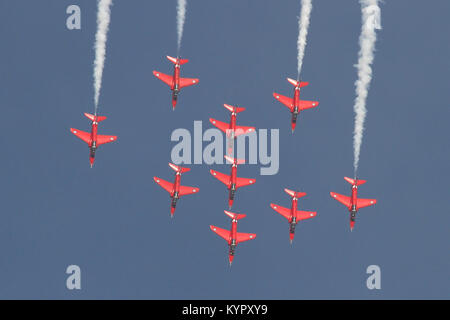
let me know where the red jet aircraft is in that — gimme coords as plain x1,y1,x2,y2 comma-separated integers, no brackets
273,78,319,132
70,113,117,168
153,56,199,109
210,210,257,266
209,104,255,154
330,177,377,231
210,156,256,208
270,188,317,244
154,163,200,217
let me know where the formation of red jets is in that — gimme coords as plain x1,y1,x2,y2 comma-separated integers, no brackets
69,55,377,266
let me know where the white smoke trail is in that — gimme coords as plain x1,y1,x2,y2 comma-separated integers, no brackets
296,0,313,79
93,0,113,113
353,0,381,174
177,0,187,53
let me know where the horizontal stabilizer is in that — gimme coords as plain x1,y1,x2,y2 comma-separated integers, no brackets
287,78,309,88
167,56,189,65
344,177,367,186
224,155,245,165
224,210,246,220
284,188,306,199
169,163,191,174
84,113,107,122
224,104,246,114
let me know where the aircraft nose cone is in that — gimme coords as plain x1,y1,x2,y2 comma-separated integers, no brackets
291,122,296,132
228,255,234,266
289,233,295,244
228,199,234,209
170,207,175,216
89,157,95,168
350,220,355,231
172,100,177,110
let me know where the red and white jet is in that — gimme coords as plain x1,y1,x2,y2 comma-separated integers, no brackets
153,56,199,109
210,156,256,208
154,163,200,217
209,104,255,154
330,177,377,231
273,78,319,132
210,210,257,266
270,189,317,244
70,113,117,168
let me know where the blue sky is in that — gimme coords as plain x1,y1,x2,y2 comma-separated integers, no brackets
0,0,448,299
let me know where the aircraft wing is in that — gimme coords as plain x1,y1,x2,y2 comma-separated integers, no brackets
234,125,256,137
70,128,91,144
210,225,230,242
97,134,117,146
153,177,174,194
296,210,317,220
270,203,291,220
209,118,229,133
178,185,200,197
153,70,173,88
236,232,256,244
210,169,231,186
299,100,319,110
330,192,351,208
179,77,199,89
235,176,256,188
273,92,294,110
357,198,377,210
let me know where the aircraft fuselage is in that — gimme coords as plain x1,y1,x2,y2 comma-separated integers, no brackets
228,219,238,259
88,120,99,167
171,62,181,108
228,164,238,207
289,196,299,240
290,87,301,131
349,184,358,230
170,172,182,214
293,86,301,108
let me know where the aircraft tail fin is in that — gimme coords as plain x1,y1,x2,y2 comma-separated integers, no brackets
166,56,189,65
344,177,367,186
224,104,246,114
224,210,246,220
169,163,191,174
84,113,107,122
284,188,307,198
287,77,309,88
